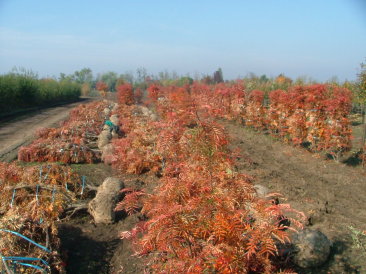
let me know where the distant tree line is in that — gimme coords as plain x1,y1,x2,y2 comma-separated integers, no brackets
56,67,228,94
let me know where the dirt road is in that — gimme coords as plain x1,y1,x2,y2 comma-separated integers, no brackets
0,99,92,162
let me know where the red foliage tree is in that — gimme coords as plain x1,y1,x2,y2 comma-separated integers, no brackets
245,89,266,129
113,84,305,273
96,81,109,98
116,83,134,105
147,84,161,103
96,81,108,92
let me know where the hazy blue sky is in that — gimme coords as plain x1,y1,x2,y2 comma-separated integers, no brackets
0,0,365,81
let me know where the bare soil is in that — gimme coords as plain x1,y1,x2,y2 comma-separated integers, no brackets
58,168,158,274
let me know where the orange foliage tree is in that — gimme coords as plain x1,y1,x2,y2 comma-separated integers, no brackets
183,82,352,158
109,80,352,272
245,89,266,129
114,84,305,273
96,81,108,98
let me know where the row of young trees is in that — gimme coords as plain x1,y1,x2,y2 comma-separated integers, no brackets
110,79,355,160
145,82,352,160
108,84,305,272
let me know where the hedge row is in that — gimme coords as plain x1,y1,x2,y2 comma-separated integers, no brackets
0,73,80,114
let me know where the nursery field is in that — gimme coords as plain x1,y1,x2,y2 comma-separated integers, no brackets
0,82,365,273
58,122,366,274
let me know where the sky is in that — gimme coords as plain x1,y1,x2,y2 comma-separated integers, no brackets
0,0,365,81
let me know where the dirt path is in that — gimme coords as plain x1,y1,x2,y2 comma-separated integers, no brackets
0,99,92,162
223,120,366,273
